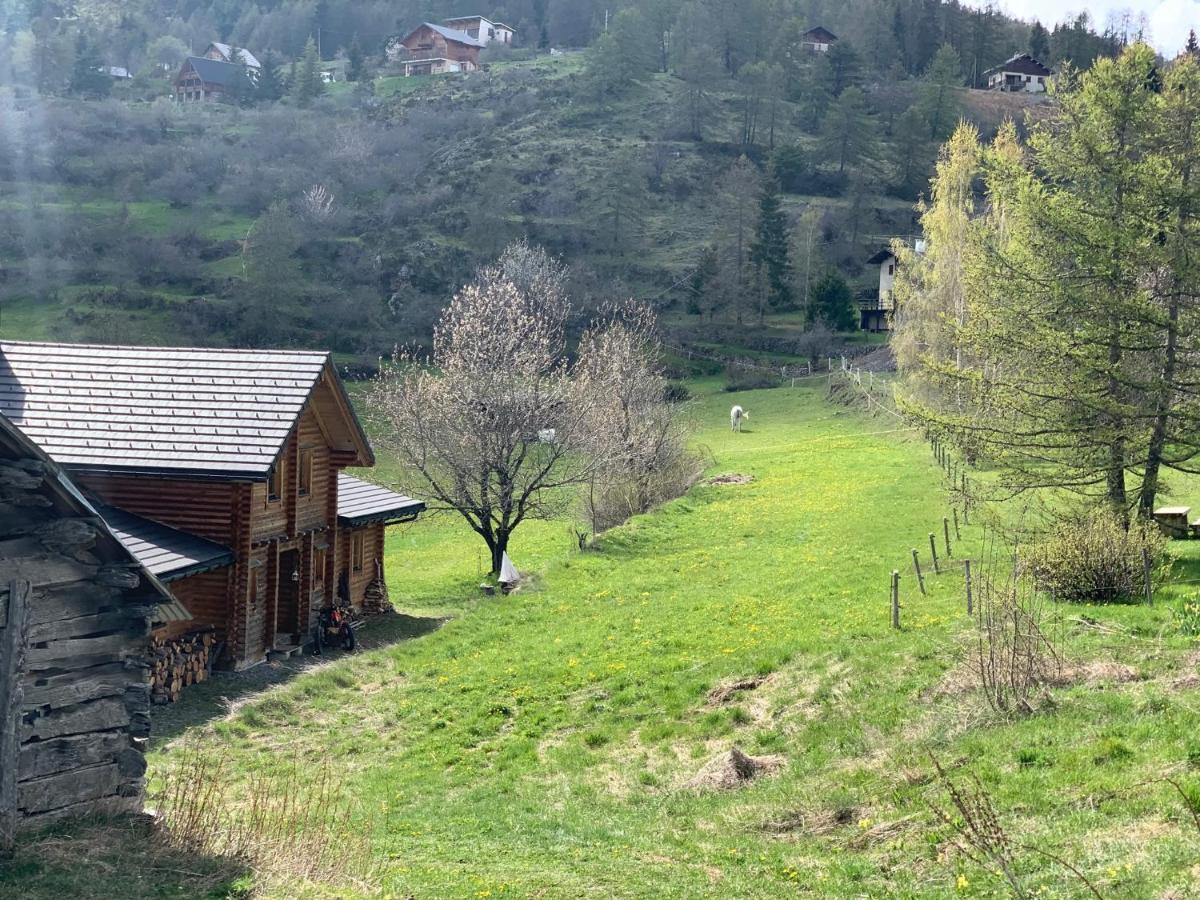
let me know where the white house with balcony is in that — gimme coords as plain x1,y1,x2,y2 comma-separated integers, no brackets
983,53,1051,93
442,15,515,46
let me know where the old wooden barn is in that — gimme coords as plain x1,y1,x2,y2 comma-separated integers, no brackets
0,341,424,694
0,411,184,845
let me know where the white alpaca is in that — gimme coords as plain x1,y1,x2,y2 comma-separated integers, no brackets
730,405,749,432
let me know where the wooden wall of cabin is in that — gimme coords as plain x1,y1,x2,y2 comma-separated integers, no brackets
0,455,159,843
155,567,233,641
337,522,385,609
250,407,334,545
75,474,237,545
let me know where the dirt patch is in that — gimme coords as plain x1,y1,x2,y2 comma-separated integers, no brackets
1046,661,1139,687
928,658,1138,700
706,473,754,486
706,675,769,706
684,746,785,791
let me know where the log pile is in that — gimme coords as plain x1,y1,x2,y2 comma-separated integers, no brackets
149,629,217,704
362,559,393,615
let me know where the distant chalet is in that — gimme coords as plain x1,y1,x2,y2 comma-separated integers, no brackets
984,53,1051,93
0,341,424,677
173,56,243,102
800,26,838,52
387,16,513,76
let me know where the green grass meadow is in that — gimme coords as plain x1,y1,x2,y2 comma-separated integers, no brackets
8,380,1200,898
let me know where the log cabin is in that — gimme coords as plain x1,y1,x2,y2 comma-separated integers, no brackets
0,341,424,681
387,22,486,76
0,410,184,844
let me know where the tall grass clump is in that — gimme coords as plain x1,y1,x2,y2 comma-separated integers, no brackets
1025,510,1166,604
151,749,372,891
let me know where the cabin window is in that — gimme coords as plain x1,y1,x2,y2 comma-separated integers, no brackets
888,263,894,275
268,462,283,502
299,449,313,496
352,532,365,573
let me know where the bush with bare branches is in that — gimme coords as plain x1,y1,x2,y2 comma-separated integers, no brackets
971,568,1063,716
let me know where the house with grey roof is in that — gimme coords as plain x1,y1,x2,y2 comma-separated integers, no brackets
984,53,1052,93
0,341,424,683
387,21,489,75
173,55,244,102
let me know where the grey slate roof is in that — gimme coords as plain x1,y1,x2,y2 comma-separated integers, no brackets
338,474,425,525
867,249,895,265
96,504,234,582
802,26,838,43
0,341,332,478
985,53,1051,78
0,412,186,620
208,42,262,68
183,55,240,86
423,22,487,47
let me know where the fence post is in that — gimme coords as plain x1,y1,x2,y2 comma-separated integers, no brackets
953,508,960,540
911,548,926,595
929,532,940,574
964,559,973,616
891,570,900,629
943,517,952,558
1143,547,1153,606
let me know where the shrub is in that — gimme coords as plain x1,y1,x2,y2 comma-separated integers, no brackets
723,365,779,392
971,570,1061,716
1025,510,1167,604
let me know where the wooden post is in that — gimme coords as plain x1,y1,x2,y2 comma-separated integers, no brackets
964,559,973,616
1143,548,1153,606
891,570,900,629
943,517,952,558
911,548,926,595
0,580,31,854
929,532,940,574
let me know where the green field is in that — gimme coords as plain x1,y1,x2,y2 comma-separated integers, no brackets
7,380,1200,898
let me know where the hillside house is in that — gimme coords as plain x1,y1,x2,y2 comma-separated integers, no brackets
173,56,241,102
800,26,838,52
387,22,486,75
205,42,262,69
442,15,515,46
861,249,897,332
984,53,1051,92
0,342,424,677
0,411,181,842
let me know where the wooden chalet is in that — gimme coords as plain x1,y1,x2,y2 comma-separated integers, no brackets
388,22,486,76
0,342,424,678
984,53,1051,93
173,55,242,102
0,411,183,842
800,26,838,52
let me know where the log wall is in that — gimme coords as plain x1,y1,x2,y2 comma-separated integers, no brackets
0,452,166,844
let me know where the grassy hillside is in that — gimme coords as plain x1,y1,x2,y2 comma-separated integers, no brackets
7,379,1200,898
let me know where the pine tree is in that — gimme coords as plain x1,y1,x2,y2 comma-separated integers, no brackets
1030,21,1050,61
69,34,111,99
919,44,963,141
891,106,932,197
291,37,324,107
225,49,257,107
824,40,862,96
750,165,793,317
810,271,855,330
818,86,877,173
257,52,284,101
1187,29,1199,57
347,35,364,81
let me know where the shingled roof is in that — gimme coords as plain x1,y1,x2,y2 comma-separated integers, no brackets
338,474,425,526
422,22,487,47
984,53,1051,78
96,504,234,582
0,341,373,479
181,55,241,87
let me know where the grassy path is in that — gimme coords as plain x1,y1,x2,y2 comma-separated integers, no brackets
9,382,1200,898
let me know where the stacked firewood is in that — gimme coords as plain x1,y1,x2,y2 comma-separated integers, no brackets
362,560,393,615
149,629,217,704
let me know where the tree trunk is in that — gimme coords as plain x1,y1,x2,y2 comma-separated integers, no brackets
1139,297,1178,517
490,534,508,576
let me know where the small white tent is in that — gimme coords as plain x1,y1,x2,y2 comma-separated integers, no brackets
499,552,520,586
